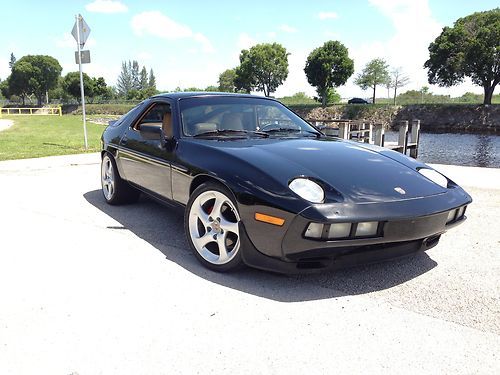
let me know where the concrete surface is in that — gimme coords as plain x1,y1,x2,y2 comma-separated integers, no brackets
0,119,14,132
0,153,498,375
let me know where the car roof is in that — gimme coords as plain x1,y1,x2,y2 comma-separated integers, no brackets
152,91,276,101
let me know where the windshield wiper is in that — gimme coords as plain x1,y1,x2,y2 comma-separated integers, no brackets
193,129,269,138
261,127,321,137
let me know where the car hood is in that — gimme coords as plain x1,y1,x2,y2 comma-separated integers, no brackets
187,137,447,203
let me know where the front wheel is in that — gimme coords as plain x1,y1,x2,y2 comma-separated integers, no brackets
185,182,243,272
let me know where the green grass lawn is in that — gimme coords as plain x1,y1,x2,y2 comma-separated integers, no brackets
0,115,105,161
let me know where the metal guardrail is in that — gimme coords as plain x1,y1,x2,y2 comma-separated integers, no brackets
0,107,62,116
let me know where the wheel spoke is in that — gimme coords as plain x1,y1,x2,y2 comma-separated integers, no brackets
193,232,213,249
219,217,239,234
195,200,211,226
107,161,113,176
217,233,229,262
211,196,224,219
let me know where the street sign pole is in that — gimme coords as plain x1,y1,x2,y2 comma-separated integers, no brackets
75,14,88,150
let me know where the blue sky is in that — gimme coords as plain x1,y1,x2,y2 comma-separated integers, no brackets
0,0,498,99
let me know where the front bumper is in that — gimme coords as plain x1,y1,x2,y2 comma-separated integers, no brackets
239,189,471,273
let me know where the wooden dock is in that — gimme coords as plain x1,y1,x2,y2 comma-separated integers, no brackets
310,119,421,158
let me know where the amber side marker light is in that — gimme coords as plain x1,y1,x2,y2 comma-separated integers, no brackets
255,213,285,226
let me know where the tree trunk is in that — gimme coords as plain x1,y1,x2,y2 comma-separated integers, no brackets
372,85,376,104
393,86,397,105
322,88,327,107
483,85,494,105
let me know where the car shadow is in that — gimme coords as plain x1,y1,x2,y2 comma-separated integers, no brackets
84,189,437,302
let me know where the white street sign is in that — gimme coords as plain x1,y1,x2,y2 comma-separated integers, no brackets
71,15,91,47
75,50,91,64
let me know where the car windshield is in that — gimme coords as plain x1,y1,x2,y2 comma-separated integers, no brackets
179,96,321,137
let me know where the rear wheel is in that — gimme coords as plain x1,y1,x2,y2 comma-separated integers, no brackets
185,182,243,272
101,153,140,205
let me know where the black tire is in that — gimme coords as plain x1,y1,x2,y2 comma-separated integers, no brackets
101,152,140,205
185,182,244,272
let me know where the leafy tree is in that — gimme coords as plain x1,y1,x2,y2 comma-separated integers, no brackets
131,61,140,90
148,68,156,89
0,78,5,100
9,60,35,105
48,81,71,103
117,61,133,97
139,66,148,90
127,86,158,100
236,43,289,96
354,58,390,104
9,53,16,70
61,71,94,102
318,87,341,105
9,55,62,105
457,92,482,103
218,68,237,92
0,78,10,100
390,67,410,104
92,77,108,98
424,8,500,104
279,92,318,105
234,64,253,94
204,85,219,92
304,40,354,107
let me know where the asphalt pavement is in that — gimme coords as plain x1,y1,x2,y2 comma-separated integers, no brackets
0,153,498,375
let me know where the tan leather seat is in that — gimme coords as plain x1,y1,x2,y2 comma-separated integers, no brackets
194,122,217,135
220,113,244,131
162,112,173,138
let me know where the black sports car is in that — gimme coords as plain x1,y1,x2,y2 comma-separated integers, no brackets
348,97,369,104
100,92,471,273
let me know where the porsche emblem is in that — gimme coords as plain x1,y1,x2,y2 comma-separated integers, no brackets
394,187,406,195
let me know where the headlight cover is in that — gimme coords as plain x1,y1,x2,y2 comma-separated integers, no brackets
289,178,325,203
418,168,448,188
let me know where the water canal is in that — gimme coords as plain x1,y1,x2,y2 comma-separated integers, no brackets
384,131,500,168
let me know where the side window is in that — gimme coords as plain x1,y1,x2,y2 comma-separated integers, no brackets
134,103,171,130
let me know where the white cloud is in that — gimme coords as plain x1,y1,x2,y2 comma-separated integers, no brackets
55,33,96,49
131,11,214,53
237,33,257,50
355,0,441,92
323,31,341,39
85,0,128,13
318,12,338,20
156,61,225,91
275,50,316,98
0,58,10,80
136,51,152,61
279,24,297,33
267,31,277,38
193,33,215,53
333,0,480,99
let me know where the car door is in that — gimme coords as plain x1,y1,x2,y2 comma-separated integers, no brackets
118,100,173,199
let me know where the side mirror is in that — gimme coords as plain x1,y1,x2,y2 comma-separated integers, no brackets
140,124,167,148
